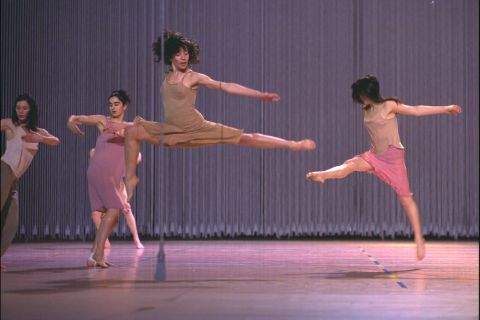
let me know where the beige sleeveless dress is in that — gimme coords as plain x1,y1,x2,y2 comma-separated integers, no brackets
135,71,244,147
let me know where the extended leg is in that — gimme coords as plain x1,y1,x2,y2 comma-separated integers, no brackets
306,156,373,183
237,133,316,151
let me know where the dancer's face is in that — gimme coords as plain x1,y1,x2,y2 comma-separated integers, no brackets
15,100,30,123
108,97,126,119
171,47,189,71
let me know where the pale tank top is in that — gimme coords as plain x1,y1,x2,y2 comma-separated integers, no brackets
1,125,39,178
363,102,404,154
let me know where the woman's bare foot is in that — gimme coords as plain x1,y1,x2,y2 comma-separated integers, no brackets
306,171,326,183
289,139,316,151
86,253,109,268
415,237,426,261
125,176,139,201
134,239,145,249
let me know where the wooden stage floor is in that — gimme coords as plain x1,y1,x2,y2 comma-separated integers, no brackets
1,240,478,320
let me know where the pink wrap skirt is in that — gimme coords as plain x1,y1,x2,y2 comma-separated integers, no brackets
358,146,413,197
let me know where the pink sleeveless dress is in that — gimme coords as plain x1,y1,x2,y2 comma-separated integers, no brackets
358,102,413,196
135,71,244,147
87,119,128,212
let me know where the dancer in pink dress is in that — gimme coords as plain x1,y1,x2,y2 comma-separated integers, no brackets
124,31,316,200
67,90,143,268
306,75,462,260
88,148,143,250
1,94,60,264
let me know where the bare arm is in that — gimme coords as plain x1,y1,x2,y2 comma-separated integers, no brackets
189,72,280,102
22,128,60,146
393,102,462,117
67,114,107,136
1,119,15,138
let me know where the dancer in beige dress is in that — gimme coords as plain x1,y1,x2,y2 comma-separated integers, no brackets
124,31,316,199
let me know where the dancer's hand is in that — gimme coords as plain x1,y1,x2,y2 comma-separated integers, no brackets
67,119,85,136
260,92,280,102
21,132,44,143
446,105,462,115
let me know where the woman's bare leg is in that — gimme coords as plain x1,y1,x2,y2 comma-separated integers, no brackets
90,208,120,267
119,182,144,249
237,133,316,150
124,124,161,201
398,196,425,260
124,209,144,249
306,156,373,183
91,211,110,249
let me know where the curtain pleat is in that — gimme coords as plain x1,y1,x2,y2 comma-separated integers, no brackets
0,0,478,240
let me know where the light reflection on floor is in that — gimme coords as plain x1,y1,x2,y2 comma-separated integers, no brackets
1,240,478,320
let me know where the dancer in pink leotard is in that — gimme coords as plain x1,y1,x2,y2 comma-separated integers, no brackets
306,75,462,260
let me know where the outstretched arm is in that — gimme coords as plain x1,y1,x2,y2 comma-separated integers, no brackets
67,114,107,136
393,102,462,117
22,128,60,146
189,72,280,102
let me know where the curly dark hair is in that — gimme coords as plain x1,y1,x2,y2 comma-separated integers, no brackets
12,94,38,131
152,31,200,66
109,89,131,105
351,75,400,107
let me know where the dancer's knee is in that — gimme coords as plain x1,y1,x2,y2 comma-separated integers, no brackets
238,133,253,144
344,156,370,173
398,195,415,207
124,125,138,140
342,158,359,173
251,133,263,139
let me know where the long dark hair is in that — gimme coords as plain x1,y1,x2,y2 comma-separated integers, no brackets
12,94,38,131
152,31,200,66
351,75,400,109
108,89,131,105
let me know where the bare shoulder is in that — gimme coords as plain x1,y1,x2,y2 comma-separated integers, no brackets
385,100,398,110
186,71,216,89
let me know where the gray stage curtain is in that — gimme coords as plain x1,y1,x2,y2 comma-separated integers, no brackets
0,0,478,240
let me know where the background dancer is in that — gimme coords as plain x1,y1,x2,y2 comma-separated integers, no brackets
67,90,143,267
306,75,462,260
88,148,144,249
1,94,60,263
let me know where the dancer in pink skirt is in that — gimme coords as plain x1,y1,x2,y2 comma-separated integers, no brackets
306,75,462,260
67,90,143,268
